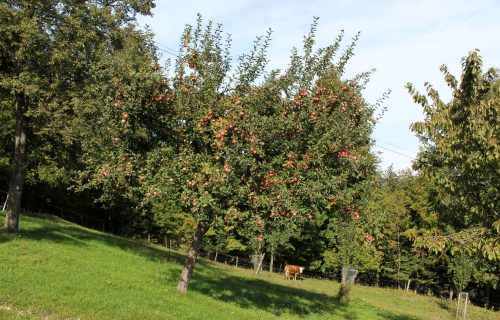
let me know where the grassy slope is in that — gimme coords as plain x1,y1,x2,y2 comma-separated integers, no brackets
0,214,498,320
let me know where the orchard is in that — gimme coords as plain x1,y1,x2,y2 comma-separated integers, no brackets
2,3,497,308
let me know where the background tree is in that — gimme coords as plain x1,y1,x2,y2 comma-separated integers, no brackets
448,254,473,292
74,22,164,236
0,0,155,232
265,225,297,272
406,51,499,305
407,50,499,260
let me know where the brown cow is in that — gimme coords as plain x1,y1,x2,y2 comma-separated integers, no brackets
284,264,305,282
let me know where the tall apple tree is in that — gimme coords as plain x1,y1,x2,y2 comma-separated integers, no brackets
143,17,381,293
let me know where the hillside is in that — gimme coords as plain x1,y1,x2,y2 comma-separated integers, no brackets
0,214,498,320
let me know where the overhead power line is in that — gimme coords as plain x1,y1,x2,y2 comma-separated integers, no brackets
155,41,177,53
373,137,418,155
154,41,178,57
157,47,178,57
373,143,416,160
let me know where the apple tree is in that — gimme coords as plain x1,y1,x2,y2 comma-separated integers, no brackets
143,17,382,293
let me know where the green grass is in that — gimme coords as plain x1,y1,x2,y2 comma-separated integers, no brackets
0,213,498,320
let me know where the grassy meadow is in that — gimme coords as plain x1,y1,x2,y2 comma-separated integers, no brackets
0,213,498,320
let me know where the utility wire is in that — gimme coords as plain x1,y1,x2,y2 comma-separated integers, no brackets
156,47,178,57
154,41,179,57
155,41,177,53
373,143,416,160
373,137,418,155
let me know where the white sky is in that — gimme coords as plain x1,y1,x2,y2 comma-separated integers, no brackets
138,0,500,171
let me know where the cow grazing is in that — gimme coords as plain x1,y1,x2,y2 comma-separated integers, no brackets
284,264,305,282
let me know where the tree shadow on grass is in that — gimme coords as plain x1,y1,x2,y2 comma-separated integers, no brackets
1,214,422,319
0,213,186,265
163,262,422,320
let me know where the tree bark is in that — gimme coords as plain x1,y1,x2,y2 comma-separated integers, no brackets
5,92,27,232
176,220,207,293
484,284,490,308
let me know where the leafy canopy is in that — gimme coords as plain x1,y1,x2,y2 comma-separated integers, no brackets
407,50,500,260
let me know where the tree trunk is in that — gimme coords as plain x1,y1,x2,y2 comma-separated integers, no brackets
176,220,207,293
396,229,401,276
484,284,490,308
5,93,28,232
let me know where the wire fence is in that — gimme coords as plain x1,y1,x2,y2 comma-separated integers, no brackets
0,189,127,235
199,249,500,310
201,250,399,283
199,234,500,309
1,189,499,311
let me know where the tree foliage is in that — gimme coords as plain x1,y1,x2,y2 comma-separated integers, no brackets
121,16,382,293
0,0,156,231
407,50,500,260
